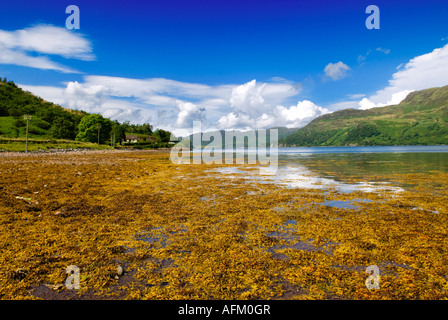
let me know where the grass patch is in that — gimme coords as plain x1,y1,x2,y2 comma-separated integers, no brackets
0,137,112,152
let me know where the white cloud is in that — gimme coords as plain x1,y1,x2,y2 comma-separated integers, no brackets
359,90,414,110
229,80,266,116
358,98,378,110
218,112,251,130
0,25,94,73
64,81,109,111
358,43,448,110
375,47,391,55
20,85,66,105
218,99,329,130
275,101,330,128
358,47,390,64
81,76,233,100
19,77,307,136
0,43,79,73
327,100,363,111
217,79,319,130
324,61,351,80
346,93,366,100
174,100,206,128
357,54,367,64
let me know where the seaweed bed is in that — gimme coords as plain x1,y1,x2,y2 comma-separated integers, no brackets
1,150,448,300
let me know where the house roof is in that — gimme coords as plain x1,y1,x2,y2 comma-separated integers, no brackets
125,134,157,141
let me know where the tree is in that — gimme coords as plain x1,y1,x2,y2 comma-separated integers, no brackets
121,121,131,133
76,114,112,144
154,129,172,143
140,123,153,135
0,103,6,116
9,108,23,117
50,117,76,140
14,119,26,128
111,120,126,145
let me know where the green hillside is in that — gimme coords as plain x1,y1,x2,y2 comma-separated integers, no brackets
0,77,174,151
0,78,87,140
281,85,448,146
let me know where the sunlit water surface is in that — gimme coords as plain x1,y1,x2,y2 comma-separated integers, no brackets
209,145,448,193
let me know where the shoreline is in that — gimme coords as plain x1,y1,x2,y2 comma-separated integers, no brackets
0,148,172,158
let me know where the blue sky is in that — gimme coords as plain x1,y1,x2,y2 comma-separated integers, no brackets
1,0,448,135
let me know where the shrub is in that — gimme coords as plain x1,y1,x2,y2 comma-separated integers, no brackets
14,119,26,128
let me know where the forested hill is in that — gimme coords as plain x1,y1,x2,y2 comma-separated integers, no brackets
0,77,173,147
281,85,448,147
0,78,88,140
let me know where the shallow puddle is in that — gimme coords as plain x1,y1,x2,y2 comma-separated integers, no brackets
321,198,373,210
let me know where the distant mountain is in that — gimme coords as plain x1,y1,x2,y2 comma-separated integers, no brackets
182,126,297,149
269,126,299,140
281,85,448,147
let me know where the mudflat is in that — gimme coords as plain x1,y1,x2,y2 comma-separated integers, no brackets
1,150,447,299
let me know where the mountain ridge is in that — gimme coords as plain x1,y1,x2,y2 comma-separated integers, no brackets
281,85,448,147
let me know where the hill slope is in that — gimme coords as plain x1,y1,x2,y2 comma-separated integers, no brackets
281,85,448,146
0,79,87,140
0,77,175,151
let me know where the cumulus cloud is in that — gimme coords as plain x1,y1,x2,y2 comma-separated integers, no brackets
20,76,308,135
64,81,109,110
229,80,266,116
359,90,414,110
175,100,206,128
324,61,351,80
358,43,448,110
218,112,252,130
0,25,94,73
218,98,329,130
217,79,322,130
275,101,330,128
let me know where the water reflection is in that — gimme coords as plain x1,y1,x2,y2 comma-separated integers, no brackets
210,146,448,193
281,152,448,176
214,165,404,193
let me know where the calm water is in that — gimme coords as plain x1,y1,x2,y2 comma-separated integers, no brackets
213,145,448,192
277,145,448,154
277,145,448,175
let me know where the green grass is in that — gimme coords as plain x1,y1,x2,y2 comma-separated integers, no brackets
0,116,115,152
0,137,112,152
0,116,16,136
0,116,54,139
